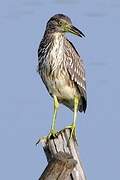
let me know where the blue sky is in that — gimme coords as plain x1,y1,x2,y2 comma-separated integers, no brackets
0,0,120,179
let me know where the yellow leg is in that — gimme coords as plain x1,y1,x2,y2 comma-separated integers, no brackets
48,95,59,138
69,96,79,142
36,96,59,144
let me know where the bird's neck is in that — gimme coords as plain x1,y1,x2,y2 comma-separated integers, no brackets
50,32,65,54
44,31,65,46
44,32,65,70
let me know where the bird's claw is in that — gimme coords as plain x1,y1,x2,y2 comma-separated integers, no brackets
36,129,58,145
66,123,76,145
36,136,47,145
47,129,58,140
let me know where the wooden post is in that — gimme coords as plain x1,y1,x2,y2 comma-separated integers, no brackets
39,152,77,180
38,128,87,180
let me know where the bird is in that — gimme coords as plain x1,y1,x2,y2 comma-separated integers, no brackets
37,14,87,141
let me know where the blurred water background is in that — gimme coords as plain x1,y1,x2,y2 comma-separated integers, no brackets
0,0,120,179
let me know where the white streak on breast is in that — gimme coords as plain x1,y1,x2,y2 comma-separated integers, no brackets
49,33,64,72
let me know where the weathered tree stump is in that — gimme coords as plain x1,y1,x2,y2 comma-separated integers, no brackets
38,128,86,180
39,151,77,180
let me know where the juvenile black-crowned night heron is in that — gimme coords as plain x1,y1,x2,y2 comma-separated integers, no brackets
37,14,87,141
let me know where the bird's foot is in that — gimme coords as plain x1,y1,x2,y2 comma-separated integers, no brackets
66,123,76,145
36,129,58,145
36,136,46,145
47,129,58,140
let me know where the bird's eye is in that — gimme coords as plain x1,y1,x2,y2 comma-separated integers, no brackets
58,21,62,26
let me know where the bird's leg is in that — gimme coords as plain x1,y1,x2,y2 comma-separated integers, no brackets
48,95,59,138
68,96,79,142
36,96,59,144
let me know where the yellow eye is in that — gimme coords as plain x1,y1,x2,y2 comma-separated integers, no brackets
59,21,62,26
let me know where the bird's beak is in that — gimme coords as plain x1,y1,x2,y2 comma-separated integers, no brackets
68,25,85,38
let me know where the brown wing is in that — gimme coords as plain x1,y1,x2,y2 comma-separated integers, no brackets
65,39,87,112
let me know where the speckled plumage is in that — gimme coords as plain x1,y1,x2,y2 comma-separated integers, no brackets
38,14,87,113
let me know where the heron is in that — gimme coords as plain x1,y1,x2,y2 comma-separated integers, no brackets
37,14,87,141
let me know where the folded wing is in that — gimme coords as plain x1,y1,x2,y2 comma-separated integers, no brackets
65,39,87,112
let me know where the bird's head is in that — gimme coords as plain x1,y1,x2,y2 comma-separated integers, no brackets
46,14,85,38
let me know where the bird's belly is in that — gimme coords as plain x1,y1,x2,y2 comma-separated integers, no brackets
40,68,81,111
45,74,79,101
55,79,76,99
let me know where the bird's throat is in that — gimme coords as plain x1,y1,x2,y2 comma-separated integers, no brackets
50,33,64,70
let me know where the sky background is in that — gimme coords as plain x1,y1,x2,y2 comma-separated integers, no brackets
0,0,120,179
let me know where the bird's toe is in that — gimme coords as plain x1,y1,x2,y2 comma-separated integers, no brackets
47,129,58,140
